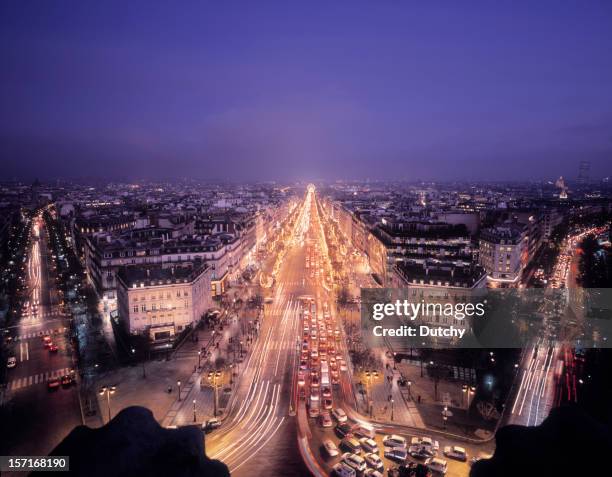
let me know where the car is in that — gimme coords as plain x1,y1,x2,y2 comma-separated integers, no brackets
443,445,467,461
323,398,333,410
202,418,221,433
7,356,17,369
61,374,75,387
341,452,366,472
411,436,439,453
383,434,407,450
340,437,362,454
339,359,348,371
359,437,379,453
409,444,435,459
332,462,356,477
47,377,61,391
49,344,59,353
297,371,306,385
323,439,339,457
425,457,448,475
363,469,383,477
383,447,408,462
322,386,332,398
320,411,333,428
354,424,375,439
332,408,348,423
364,452,384,470
43,335,52,343
469,452,493,466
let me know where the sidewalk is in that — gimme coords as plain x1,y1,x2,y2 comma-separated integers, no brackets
352,361,425,429
394,361,495,438
163,329,240,427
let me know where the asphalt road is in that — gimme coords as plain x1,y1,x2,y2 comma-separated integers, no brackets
1,215,81,459
205,213,315,475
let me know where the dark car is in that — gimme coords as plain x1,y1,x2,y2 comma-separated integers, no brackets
61,375,75,387
47,378,61,391
336,422,353,438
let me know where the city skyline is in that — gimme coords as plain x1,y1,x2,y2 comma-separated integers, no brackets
2,3,612,476
2,1,612,182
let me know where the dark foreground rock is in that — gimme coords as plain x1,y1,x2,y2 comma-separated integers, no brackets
33,406,229,477
471,405,612,477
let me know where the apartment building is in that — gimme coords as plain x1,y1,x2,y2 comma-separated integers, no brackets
479,222,529,284
116,263,212,343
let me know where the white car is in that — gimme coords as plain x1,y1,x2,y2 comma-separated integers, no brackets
332,462,356,477
7,356,17,369
332,408,348,423
443,445,467,461
382,434,407,450
359,437,379,453
412,436,439,452
323,439,339,457
342,453,366,472
425,457,448,475
364,470,383,477
354,424,375,439
364,452,384,470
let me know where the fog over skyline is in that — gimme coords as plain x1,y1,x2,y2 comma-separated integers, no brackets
1,1,611,182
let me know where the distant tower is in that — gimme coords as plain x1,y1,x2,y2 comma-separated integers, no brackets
555,176,568,199
578,161,590,184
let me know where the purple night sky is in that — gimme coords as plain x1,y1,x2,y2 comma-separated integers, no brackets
1,1,611,181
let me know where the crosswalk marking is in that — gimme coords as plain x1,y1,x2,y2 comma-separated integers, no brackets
19,341,30,361
7,368,71,391
14,329,64,341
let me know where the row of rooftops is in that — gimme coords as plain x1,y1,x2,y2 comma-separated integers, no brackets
92,231,239,257
117,262,209,288
395,260,487,288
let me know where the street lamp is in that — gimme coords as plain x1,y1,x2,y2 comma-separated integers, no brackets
198,350,202,369
442,405,452,429
208,370,222,416
177,380,182,401
193,399,197,423
467,386,476,410
407,380,412,400
391,398,394,421
99,385,116,423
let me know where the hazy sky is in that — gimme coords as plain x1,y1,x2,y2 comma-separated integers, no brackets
1,1,611,182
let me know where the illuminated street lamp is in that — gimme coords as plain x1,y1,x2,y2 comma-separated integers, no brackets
442,405,451,429
177,380,182,401
208,370,222,416
198,350,202,369
99,385,116,422
391,398,395,421
467,386,476,410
